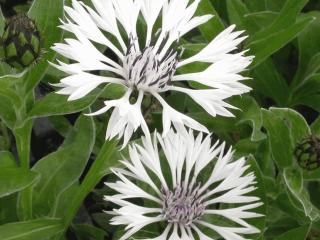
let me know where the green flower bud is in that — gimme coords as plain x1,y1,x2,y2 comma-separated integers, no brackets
295,136,320,171
2,14,41,69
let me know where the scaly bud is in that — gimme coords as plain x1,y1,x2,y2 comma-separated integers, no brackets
2,14,41,69
295,135,320,171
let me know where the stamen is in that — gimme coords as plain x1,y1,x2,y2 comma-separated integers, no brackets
123,39,178,92
161,182,206,226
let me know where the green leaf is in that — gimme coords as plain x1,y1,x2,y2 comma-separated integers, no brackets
0,218,64,240
0,151,17,168
29,87,106,118
247,155,267,235
262,109,293,169
244,11,279,29
284,167,320,221
290,12,320,107
73,224,107,240
234,96,266,142
227,0,258,33
311,116,320,135
63,139,118,226
266,0,286,11
0,194,18,225
0,7,5,35
292,12,320,89
249,17,314,68
0,95,17,129
0,168,39,198
32,115,95,217
197,0,225,40
291,74,320,110
23,0,64,93
49,116,72,138
274,224,310,240
252,59,289,106
251,0,309,42
269,108,311,144
243,0,267,12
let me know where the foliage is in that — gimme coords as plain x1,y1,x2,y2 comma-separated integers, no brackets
0,0,320,239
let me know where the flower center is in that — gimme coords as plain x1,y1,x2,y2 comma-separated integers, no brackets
161,183,205,226
123,44,178,92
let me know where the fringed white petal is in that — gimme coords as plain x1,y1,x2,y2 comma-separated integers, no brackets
54,72,124,101
152,92,209,136
170,86,237,117
139,0,166,45
105,130,262,240
178,25,249,67
174,54,253,94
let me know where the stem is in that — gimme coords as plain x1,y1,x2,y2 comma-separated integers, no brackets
15,120,33,220
14,120,32,169
15,85,35,220
64,139,118,226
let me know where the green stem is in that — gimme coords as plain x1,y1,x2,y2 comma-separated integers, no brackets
15,120,33,220
14,86,34,220
64,139,118,226
14,120,32,169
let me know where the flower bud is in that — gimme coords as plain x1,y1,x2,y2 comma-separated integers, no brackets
295,136,320,171
2,14,41,69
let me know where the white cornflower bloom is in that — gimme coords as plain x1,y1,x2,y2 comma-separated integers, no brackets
104,130,263,240
52,0,253,145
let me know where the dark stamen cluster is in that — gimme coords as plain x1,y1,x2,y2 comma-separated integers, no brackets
123,41,178,91
161,183,205,226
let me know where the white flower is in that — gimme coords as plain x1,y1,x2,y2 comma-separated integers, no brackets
104,130,263,240
52,0,253,145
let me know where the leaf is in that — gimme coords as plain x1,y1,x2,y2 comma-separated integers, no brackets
0,168,39,198
63,139,118,226
227,0,259,34
291,74,320,110
32,115,95,217
0,218,64,240
292,12,320,89
243,0,267,12
49,116,72,138
269,108,311,144
251,0,309,42
290,13,320,108
0,151,17,168
266,0,286,11
252,59,289,106
73,224,107,240
23,0,64,93
248,17,314,68
196,0,225,40
274,224,310,240
0,95,17,129
0,6,5,35
284,167,320,221
28,87,107,118
244,11,279,29
262,109,293,169
234,96,266,142
247,155,267,235
0,194,18,225
311,116,320,135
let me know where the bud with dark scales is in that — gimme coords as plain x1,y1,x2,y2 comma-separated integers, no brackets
2,14,41,69
295,136,320,171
